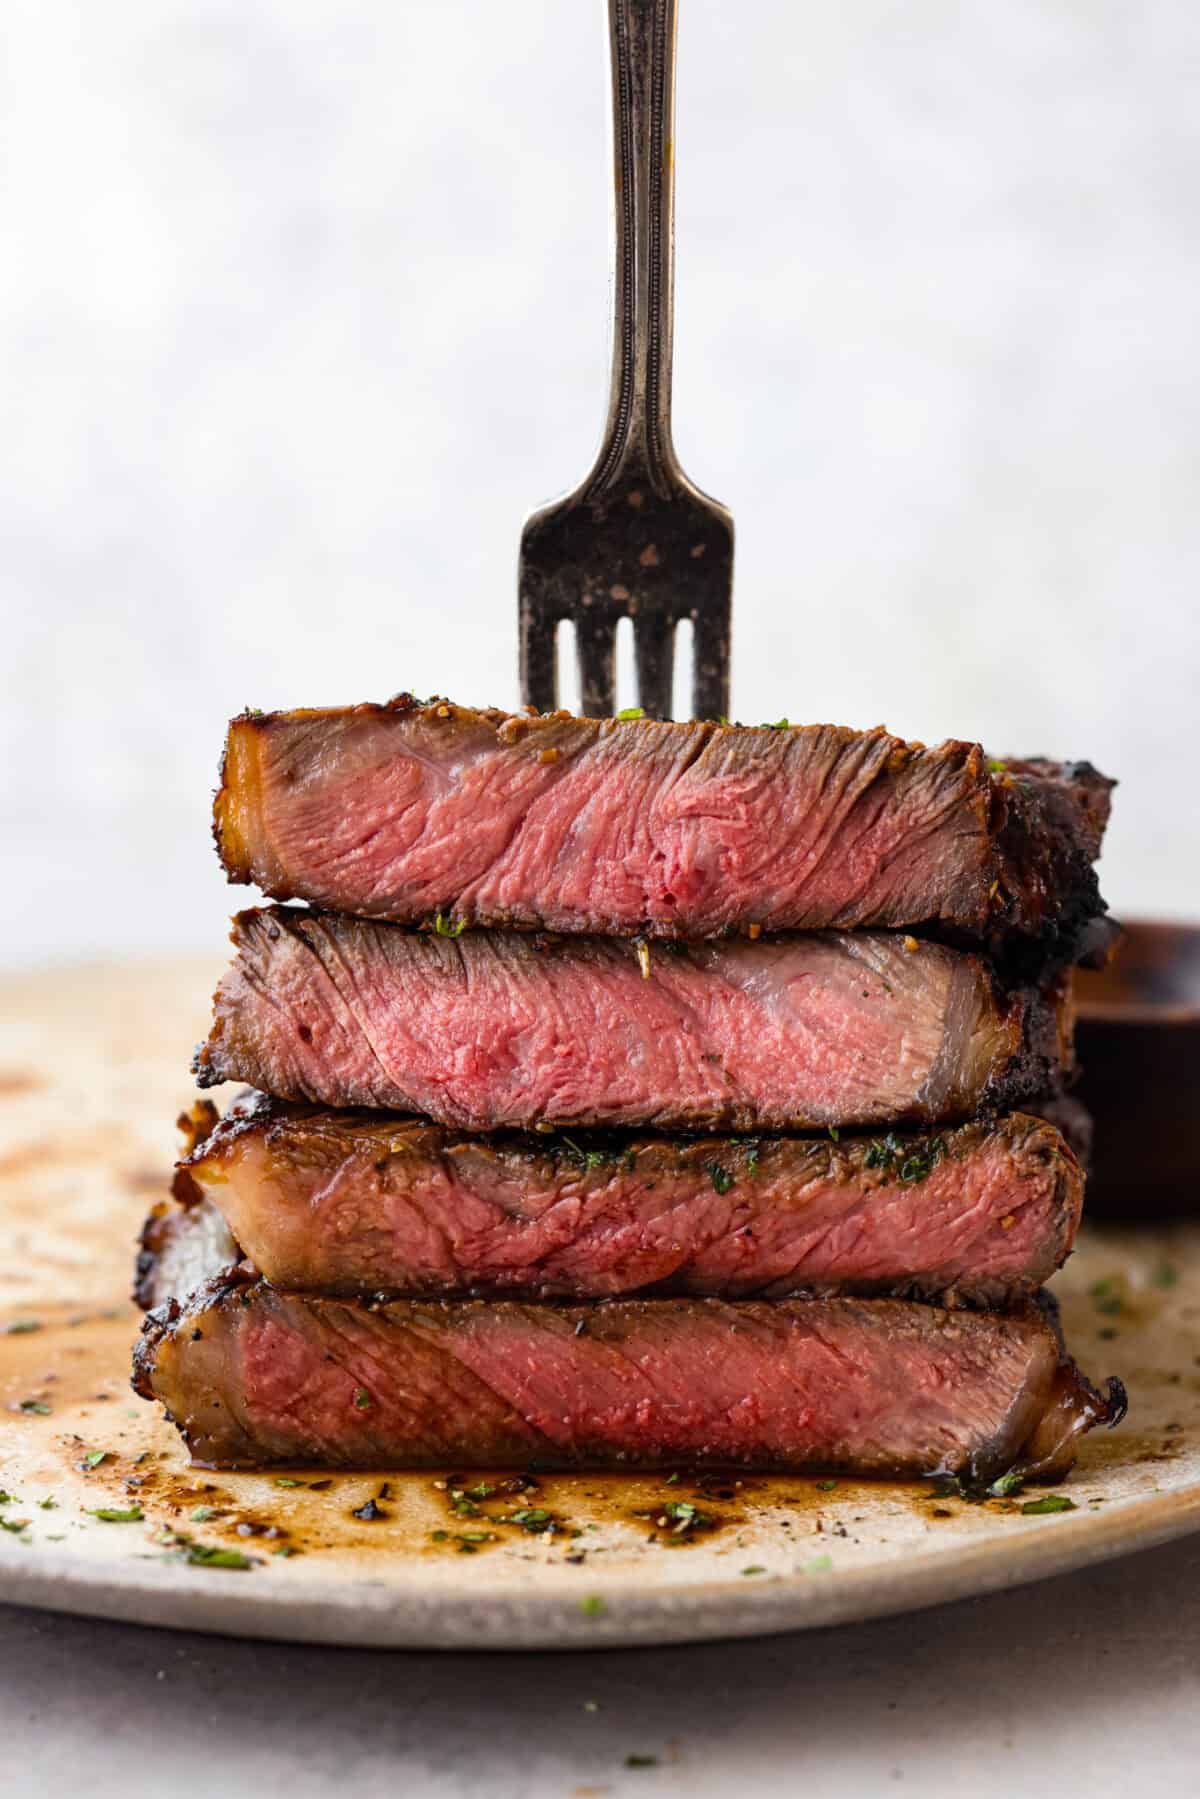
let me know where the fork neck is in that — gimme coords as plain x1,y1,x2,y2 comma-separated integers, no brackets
587,0,681,499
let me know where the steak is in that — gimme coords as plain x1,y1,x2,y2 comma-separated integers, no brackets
214,698,1113,953
168,1093,1083,1306
195,908,1070,1131
133,1272,1125,1478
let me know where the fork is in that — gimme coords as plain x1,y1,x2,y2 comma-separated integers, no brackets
518,0,733,722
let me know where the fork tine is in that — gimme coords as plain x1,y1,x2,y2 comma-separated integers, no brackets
520,606,558,714
576,613,617,718
634,614,676,720
691,607,731,722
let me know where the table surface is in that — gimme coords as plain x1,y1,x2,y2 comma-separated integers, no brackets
6,1529,1200,1798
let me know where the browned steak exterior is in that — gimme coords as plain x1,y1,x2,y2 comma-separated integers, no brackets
194,909,1071,1132
214,698,1113,952
133,1275,1124,1479
174,1094,1083,1306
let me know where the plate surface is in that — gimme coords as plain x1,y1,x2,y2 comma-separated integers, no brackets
1,959,1198,1650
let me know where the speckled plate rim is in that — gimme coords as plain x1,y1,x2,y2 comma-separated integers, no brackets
5,1484,1200,1651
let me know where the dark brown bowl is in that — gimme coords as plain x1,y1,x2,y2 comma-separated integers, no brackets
1074,919,1200,1217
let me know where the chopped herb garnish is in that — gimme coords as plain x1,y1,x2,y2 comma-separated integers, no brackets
83,1450,108,1469
1,1517,31,1534
987,1469,1025,1499
185,1543,253,1568
862,1134,946,1184
625,1755,658,1769
617,706,645,721
433,911,466,938
0,1491,13,1504
5,1319,42,1334
190,1506,216,1522
815,1479,838,1492
90,1507,143,1523
274,1477,303,1488
38,1497,56,1511
659,1500,714,1538
805,1554,833,1573
353,1387,372,1410
273,1545,298,1557
741,1565,766,1576
580,1594,606,1616
768,717,790,730
1021,1495,1076,1516
665,1472,681,1486
506,1507,553,1533
706,1162,733,1196
18,1399,51,1415
464,1481,496,1500
987,758,1006,774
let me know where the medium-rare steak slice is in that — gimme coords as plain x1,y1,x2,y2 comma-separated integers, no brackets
194,908,1071,1132
214,697,1114,952
133,1273,1125,1479
170,1093,1083,1306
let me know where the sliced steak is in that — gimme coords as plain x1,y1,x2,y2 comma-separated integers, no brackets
133,1273,1124,1478
171,1093,1082,1306
195,908,1070,1131
214,698,1113,953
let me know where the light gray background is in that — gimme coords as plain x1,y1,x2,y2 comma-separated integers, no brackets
6,1535,1200,1798
2,0,1199,963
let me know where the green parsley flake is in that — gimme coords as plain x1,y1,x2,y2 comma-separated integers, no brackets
433,911,466,938
185,1543,253,1569
353,1388,372,1410
579,1594,606,1617
805,1554,833,1573
706,1162,733,1196
1021,1495,1076,1516
987,1469,1025,1499
5,1319,42,1335
190,1506,216,1523
274,1477,303,1488
18,1399,51,1416
83,1450,108,1469
90,1507,143,1523
617,707,644,721
741,1565,766,1576
625,1755,658,1769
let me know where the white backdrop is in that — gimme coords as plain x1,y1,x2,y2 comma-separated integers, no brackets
3,0,1198,965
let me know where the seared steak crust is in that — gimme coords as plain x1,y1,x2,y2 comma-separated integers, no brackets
133,1275,1124,1480
173,1094,1083,1306
194,908,1071,1133
214,699,1113,953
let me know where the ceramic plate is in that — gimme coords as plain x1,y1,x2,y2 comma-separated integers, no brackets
2,961,1197,1649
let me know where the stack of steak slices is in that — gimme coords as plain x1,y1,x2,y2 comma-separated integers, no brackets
134,697,1127,1483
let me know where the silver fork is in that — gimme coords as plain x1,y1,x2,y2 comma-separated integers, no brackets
518,0,733,722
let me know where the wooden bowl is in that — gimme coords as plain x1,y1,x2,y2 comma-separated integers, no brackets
1074,920,1200,1217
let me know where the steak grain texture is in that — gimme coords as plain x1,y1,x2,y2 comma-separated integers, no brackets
194,909,1070,1131
214,699,1113,948
133,1278,1124,1479
176,1095,1083,1305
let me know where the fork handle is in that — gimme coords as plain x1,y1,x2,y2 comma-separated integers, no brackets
587,0,680,497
